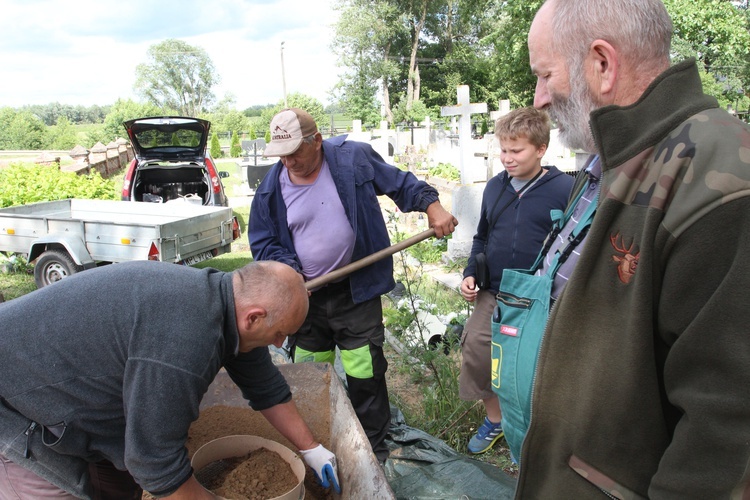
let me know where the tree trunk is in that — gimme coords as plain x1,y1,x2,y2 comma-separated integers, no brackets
406,0,428,110
382,80,394,124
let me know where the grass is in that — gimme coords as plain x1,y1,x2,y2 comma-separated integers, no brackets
0,269,35,301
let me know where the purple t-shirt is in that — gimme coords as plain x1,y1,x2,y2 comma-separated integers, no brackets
280,159,355,281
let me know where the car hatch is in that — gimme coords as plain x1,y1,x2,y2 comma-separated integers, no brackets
123,116,210,162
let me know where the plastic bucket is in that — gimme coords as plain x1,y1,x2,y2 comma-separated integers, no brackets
191,435,305,500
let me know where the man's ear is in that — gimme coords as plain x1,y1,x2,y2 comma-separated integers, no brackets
588,39,618,98
239,306,267,332
536,143,548,158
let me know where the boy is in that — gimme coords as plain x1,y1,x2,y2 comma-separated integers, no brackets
458,107,573,454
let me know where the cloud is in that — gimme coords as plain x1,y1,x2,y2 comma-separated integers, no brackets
0,0,341,110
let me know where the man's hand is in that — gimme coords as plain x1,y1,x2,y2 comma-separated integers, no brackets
299,444,341,494
425,201,458,238
460,276,478,302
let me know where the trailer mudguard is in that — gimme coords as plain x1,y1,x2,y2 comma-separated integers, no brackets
28,233,96,269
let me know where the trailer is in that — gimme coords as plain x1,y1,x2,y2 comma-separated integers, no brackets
0,198,240,288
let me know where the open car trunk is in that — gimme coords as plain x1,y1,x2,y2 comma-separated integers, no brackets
133,163,209,204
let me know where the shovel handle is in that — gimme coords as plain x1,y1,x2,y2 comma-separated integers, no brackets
304,228,437,290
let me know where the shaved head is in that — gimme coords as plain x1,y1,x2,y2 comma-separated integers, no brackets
233,261,308,331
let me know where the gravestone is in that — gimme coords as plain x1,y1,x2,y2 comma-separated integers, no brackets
346,119,371,144
440,86,488,260
440,85,488,185
371,121,396,161
487,100,512,177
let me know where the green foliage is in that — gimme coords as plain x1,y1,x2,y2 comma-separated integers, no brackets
210,132,222,158
0,269,36,301
264,129,271,143
242,104,270,118
134,39,218,116
0,164,117,208
258,93,328,135
407,236,448,264
0,253,33,277
222,110,250,136
666,0,750,106
392,97,437,125
50,116,78,150
229,131,242,158
0,108,50,150
83,126,110,149
249,127,258,140
384,248,481,452
428,162,460,182
18,102,110,127
101,99,163,146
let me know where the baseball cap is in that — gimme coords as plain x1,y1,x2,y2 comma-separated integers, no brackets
264,108,319,157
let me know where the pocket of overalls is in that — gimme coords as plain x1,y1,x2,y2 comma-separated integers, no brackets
490,291,532,402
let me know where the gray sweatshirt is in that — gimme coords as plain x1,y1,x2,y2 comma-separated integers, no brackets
0,260,291,497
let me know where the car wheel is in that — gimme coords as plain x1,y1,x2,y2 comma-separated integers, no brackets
34,250,83,288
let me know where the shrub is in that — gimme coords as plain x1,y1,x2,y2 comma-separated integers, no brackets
428,162,460,182
229,131,242,158
0,164,117,208
210,132,222,158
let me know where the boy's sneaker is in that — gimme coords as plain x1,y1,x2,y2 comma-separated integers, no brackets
467,417,504,454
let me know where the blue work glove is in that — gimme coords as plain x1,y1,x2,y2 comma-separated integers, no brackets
299,444,341,494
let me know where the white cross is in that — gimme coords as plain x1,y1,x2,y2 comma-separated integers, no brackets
440,85,487,183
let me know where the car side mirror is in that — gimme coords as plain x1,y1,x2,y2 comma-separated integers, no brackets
218,171,230,178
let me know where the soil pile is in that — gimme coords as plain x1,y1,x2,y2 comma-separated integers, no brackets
199,448,297,499
187,405,333,500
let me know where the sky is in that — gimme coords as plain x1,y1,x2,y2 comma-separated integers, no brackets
0,0,342,110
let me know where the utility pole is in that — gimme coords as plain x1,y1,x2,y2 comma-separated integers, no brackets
280,41,288,108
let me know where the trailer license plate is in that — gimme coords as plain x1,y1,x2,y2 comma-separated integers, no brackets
179,251,213,266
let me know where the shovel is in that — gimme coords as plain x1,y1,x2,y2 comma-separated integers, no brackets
304,228,437,290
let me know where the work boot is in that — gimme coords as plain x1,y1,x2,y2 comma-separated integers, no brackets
467,417,504,454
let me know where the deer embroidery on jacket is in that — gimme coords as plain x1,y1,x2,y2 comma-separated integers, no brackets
610,232,639,284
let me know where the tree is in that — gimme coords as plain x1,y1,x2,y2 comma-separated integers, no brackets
210,132,222,158
332,0,408,124
222,110,250,137
134,39,219,117
0,108,50,150
665,0,750,110
484,0,543,107
258,93,328,135
230,131,242,158
101,99,163,146
51,116,78,150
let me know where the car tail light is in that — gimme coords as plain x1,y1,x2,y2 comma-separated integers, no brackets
148,242,159,261
205,157,222,194
232,216,240,241
122,159,137,199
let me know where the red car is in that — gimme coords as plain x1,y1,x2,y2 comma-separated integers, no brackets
122,116,230,206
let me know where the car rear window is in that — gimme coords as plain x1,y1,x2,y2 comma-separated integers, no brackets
135,128,202,150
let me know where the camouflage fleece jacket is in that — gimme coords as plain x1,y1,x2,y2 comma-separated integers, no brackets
515,59,750,499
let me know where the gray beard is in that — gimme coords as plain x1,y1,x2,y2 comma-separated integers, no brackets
549,73,599,153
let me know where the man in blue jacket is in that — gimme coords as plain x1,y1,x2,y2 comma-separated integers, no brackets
249,108,457,462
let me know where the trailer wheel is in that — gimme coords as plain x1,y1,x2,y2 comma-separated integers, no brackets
34,250,82,288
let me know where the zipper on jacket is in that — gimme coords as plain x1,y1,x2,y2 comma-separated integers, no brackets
23,421,38,458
